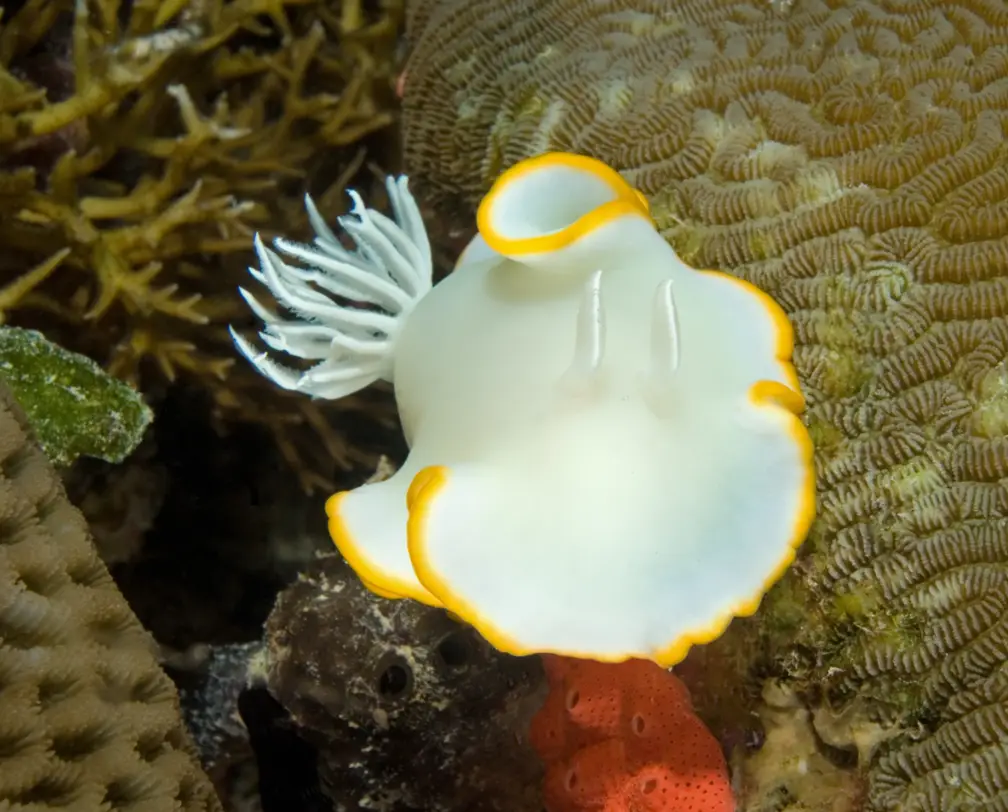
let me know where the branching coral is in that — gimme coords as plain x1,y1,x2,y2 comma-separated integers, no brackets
399,0,1008,809
0,0,403,490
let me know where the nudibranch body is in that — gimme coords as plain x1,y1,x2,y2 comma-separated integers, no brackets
231,152,815,667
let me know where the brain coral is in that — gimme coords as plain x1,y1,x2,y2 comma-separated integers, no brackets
399,1,1008,810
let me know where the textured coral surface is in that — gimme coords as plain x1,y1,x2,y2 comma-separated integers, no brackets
0,382,219,811
400,1,1008,809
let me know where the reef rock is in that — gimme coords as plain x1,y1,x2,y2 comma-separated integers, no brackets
264,554,546,811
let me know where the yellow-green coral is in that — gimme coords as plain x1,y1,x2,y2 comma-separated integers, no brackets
400,0,1008,809
0,325,151,466
0,0,403,490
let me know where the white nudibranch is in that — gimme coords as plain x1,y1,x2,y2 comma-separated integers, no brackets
231,152,817,667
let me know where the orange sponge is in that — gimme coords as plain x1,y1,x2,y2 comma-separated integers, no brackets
529,656,734,812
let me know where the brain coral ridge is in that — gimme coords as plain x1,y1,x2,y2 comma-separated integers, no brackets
400,0,1008,809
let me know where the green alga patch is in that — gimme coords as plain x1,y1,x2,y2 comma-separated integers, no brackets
0,327,152,466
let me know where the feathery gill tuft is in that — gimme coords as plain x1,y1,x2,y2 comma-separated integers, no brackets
229,176,433,399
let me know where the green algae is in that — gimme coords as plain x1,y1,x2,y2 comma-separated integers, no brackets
0,327,152,466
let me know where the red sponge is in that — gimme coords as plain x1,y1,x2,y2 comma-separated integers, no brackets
529,656,734,812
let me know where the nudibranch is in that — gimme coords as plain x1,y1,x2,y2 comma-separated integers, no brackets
230,152,816,666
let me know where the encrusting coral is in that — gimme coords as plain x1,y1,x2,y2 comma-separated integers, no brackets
529,655,734,812
0,325,151,467
0,379,220,811
0,0,403,490
398,0,1008,810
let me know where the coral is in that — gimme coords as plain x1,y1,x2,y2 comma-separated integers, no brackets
0,378,220,811
0,325,151,466
398,1,1008,809
0,0,404,491
740,681,866,812
529,655,734,812
264,553,546,811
